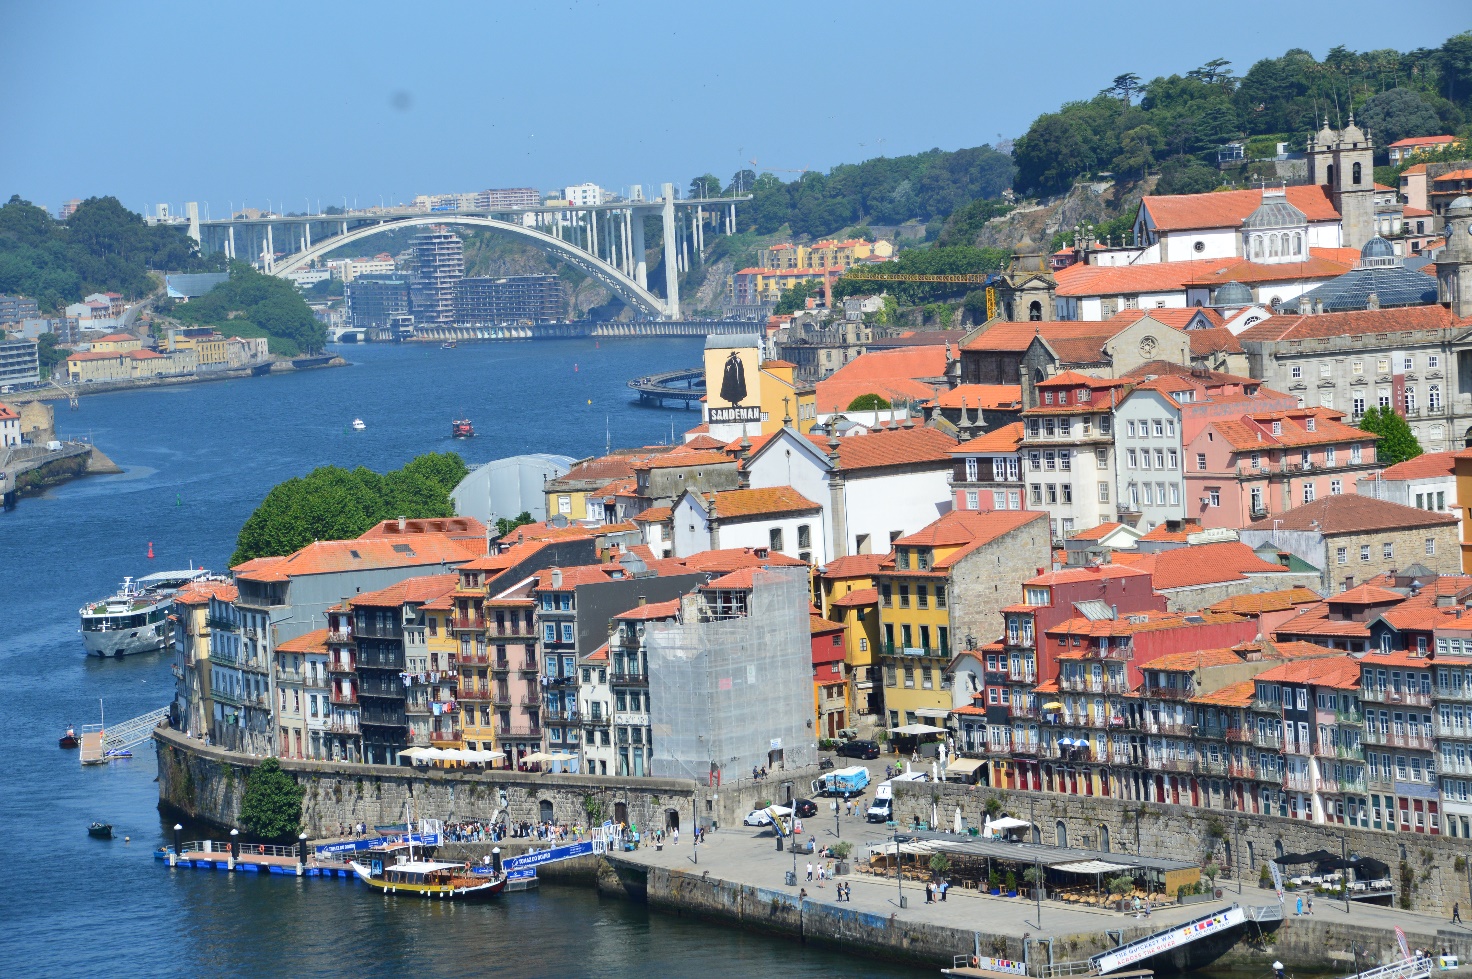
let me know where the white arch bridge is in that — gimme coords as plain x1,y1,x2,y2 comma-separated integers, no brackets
190,183,749,320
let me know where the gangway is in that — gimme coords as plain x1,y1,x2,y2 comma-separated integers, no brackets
1088,905,1249,975
1341,958,1433,979
81,706,170,765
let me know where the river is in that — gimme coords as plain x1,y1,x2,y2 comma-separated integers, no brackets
0,340,936,978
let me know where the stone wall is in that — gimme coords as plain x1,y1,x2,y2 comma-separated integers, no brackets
893,780,1472,916
155,727,823,836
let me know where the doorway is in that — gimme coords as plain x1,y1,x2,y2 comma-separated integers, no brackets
614,801,628,825
665,809,680,832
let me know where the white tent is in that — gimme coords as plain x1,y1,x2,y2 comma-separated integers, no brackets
985,816,1032,831
891,723,947,735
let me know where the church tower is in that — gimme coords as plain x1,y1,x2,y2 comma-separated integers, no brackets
1437,195,1472,319
1307,116,1375,250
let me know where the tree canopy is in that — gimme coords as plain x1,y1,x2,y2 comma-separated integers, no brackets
230,452,468,565
774,280,821,315
169,261,326,355
238,758,304,840
0,195,218,311
1359,406,1423,466
846,393,892,411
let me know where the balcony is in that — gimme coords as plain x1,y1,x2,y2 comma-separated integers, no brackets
1434,718,1472,739
1059,676,1132,695
1251,697,1281,714
458,649,489,666
429,730,463,746
1144,719,1194,737
325,719,360,735
883,642,951,659
1282,774,1313,792
1336,707,1364,724
275,667,303,683
1436,684,1472,703
303,674,328,689
451,615,486,631
458,682,489,699
521,694,543,708
1012,741,1039,756
1363,729,1432,750
1336,742,1365,760
1148,685,1196,702
490,691,512,707
1108,749,1136,766
1010,703,1040,719
1195,757,1229,776
491,659,510,673
1228,759,1257,779
493,622,535,638
1252,728,1284,749
1361,685,1432,707
1008,667,1037,683
326,629,353,644
330,689,358,706
583,713,610,727
518,660,540,674
496,724,542,739
610,672,648,686
1150,756,1193,773
1225,726,1251,743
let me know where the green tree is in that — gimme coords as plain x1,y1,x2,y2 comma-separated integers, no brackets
1359,88,1442,147
1108,73,1144,105
688,173,724,198
775,280,820,315
1187,59,1234,85
846,393,892,411
1155,156,1223,195
1359,406,1423,466
495,510,535,538
171,261,325,355
238,758,304,840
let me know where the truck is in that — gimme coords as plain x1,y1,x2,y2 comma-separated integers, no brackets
809,765,870,798
866,772,928,823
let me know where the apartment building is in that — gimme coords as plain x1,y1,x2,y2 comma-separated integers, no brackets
1021,372,1123,539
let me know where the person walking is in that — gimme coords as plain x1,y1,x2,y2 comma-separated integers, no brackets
1453,902,1462,924
806,861,813,881
1306,897,1314,915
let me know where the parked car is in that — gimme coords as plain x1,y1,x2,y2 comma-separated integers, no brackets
836,739,880,759
743,805,792,826
793,798,818,818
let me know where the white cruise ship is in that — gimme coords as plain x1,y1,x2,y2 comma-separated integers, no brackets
79,569,216,658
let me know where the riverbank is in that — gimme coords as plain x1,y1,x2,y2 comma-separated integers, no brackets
10,356,349,403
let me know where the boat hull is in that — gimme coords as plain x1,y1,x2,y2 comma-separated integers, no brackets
81,621,171,658
350,863,507,900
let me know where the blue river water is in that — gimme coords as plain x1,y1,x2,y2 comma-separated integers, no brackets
0,340,931,978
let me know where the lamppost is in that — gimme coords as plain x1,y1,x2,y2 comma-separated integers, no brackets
1341,837,1352,915
299,832,308,870
833,800,840,839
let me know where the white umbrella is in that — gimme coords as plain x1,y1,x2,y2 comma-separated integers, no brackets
953,806,963,834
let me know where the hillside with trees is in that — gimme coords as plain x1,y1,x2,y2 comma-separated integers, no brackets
0,195,218,311
163,261,326,356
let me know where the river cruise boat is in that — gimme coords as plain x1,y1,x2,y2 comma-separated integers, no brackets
79,569,215,657
350,846,506,900
452,418,474,438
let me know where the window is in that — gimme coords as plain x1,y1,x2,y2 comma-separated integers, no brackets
1320,363,1332,378
1098,482,1110,502
1127,449,1137,468
1361,545,1371,561
1353,394,1365,418
1330,479,1342,495
1143,483,1154,505
543,623,557,643
1169,482,1180,505
1271,421,1282,435
1429,355,1441,369
1045,451,1056,471
936,586,946,608
1351,444,1362,464
1405,387,1417,413
1326,446,1336,465
1403,356,1414,372
1337,547,1348,565
1303,482,1315,503
1167,450,1178,469
1167,419,1176,436
1031,484,1042,504
1291,365,1302,379
1377,359,1389,374
1251,487,1263,512
1046,484,1057,504
797,524,811,549
1127,421,1137,437
561,623,574,643
967,490,981,510
1383,542,1394,560
1352,360,1363,374
1430,385,1442,411
1153,419,1164,437
965,458,978,481
769,528,784,551
1427,538,1437,556
1154,449,1165,469
1029,451,1041,471
1209,489,1220,507
1197,453,1207,471
1062,484,1073,503
1060,450,1071,471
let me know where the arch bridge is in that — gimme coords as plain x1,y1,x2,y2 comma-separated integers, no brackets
191,184,750,320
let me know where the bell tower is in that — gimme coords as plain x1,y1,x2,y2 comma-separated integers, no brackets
1437,196,1472,319
1307,116,1375,250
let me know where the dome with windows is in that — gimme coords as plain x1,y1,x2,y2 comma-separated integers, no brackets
1447,195,1472,217
1242,193,1307,230
1211,280,1253,308
1285,237,1436,313
1241,188,1309,265
1357,236,1398,269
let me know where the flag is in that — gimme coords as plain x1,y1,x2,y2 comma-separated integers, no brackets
1268,861,1285,904
1395,926,1410,961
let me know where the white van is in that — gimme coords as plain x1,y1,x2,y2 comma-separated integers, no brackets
865,772,927,822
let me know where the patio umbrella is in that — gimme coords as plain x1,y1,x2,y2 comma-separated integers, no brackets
953,806,963,834
1043,702,1063,711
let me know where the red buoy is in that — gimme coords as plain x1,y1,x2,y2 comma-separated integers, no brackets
147,541,154,559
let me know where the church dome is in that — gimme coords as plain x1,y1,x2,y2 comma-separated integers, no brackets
1360,236,1394,259
1447,195,1472,217
1211,281,1253,307
1339,114,1366,147
1314,119,1337,148
1243,192,1307,229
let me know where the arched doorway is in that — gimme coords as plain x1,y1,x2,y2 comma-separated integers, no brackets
614,801,629,825
1055,820,1068,847
665,809,680,832
539,800,554,824
1099,824,1110,852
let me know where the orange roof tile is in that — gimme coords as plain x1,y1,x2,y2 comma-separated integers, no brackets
683,434,726,450
1123,541,1289,590
1069,521,1126,542
1252,656,1361,689
1359,649,1439,670
821,554,889,578
1331,583,1404,605
951,421,1024,455
1188,326,1244,357
634,448,732,471
614,597,682,620
1388,135,1459,148
1244,495,1458,534
708,486,822,519
1238,304,1468,343
1208,587,1323,615
1106,308,1225,330
1026,564,1151,586
810,615,845,635
277,628,330,654
633,505,672,523
887,511,1047,569
1379,451,1456,481
1047,609,1245,638
1145,647,1253,672
1191,679,1257,708
1142,185,1340,231
174,581,238,605
927,385,1022,410
679,547,808,572
349,573,459,607
233,535,475,580
830,586,879,608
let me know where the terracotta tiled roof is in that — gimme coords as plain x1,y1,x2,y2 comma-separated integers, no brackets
533,564,634,590
810,615,845,635
358,517,488,543
1252,655,1361,689
65,350,126,362
830,586,879,608
1124,541,1290,591
634,449,732,471
585,641,609,662
1025,564,1151,586
96,333,136,342
1141,185,1340,231
828,425,957,472
1331,583,1404,605
550,448,673,487
1208,587,1323,615
1188,326,1244,357
1106,308,1226,330
1388,135,1459,148
816,378,941,414
679,547,808,572
1243,495,1458,534
1145,646,1252,672
1055,257,1236,297
683,434,726,450
703,567,765,590
459,538,556,572
277,628,330,653
233,536,475,580
1069,521,1126,541
1359,649,1439,670
822,554,888,577
927,384,1022,410
1046,609,1245,638
1379,451,1456,481
1237,304,1467,342
1207,410,1365,452
708,485,822,519
174,581,238,605
961,320,1118,354
1267,640,1352,660
1273,604,1371,639
951,421,1024,454
614,597,682,621
633,505,672,523
1191,679,1257,707
823,346,950,384
350,573,459,607
592,477,638,498
1139,522,1196,543
887,511,1046,569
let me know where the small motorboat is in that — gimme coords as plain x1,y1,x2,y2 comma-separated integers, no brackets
351,418,366,431
88,822,113,839
452,418,474,439
59,726,78,749
441,340,458,349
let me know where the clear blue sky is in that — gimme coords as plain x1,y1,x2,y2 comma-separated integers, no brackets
2,0,1466,217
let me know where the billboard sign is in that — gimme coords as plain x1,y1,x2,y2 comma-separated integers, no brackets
705,342,762,424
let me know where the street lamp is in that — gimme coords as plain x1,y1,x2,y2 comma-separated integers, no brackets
1341,837,1352,915
833,799,840,840
172,823,183,857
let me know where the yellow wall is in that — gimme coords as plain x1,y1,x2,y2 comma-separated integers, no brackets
1459,456,1472,573
92,335,141,353
546,488,592,521
66,354,129,383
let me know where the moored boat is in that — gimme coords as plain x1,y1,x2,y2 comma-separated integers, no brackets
441,340,457,349
452,418,474,438
59,726,78,749
351,418,366,431
79,569,216,657
88,822,113,839
350,857,506,899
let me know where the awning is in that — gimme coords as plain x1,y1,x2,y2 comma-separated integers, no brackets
870,840,938,856
1051,859,1136,875
521,751,554,763
985,816,1032,831
946,758,986,774
891,723,948,735
914,707,952,719
1043,702,1063,711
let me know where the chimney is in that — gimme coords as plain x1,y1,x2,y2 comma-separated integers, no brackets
637,594,647,607
551,568,562,589
1110,604,1118,620
397,515,406,531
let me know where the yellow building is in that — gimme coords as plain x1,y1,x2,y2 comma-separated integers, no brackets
168,329,229,366
422,593,472,749
874,540,955,729
91,332,142,353
757,239,895,271
1458,452,1472,572
820,554,886,717
65,351,130,383
704,337,818,439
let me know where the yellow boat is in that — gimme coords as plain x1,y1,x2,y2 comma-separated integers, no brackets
350,856,507,899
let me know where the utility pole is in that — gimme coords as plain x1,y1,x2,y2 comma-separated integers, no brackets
1341,836,1351,915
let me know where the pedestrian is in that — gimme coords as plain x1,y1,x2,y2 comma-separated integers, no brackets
806,861,813,881
1454,902,1462,924
672,827,679,846
925,880,934,903
1307,897,1314,915
817,863,826,883
1295,895,1303,916
941,879,948,901
800,888,807,901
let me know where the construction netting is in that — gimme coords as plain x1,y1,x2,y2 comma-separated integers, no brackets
646,567,817,783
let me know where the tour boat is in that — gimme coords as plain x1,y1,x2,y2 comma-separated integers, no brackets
452,418,474,439
79,569,215,657
441,340,457,349
59,726,78,749
351,418,366,431
350,855,506,900
88,822,113,839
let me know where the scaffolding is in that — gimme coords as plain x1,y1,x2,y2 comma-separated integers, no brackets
647,568,817,783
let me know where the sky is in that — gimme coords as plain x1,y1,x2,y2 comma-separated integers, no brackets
1,0,1468,218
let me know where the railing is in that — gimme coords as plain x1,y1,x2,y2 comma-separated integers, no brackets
610,672,647,685
496,725,542,738
1109,749,1136,765
1282,774,1313,792
1012,742,1039,756
493,622,535,638
1144,719,1194,737
1336,707,1364,724
458,649,489,665
491,659,510,672
1059,676,1132,695
451,615,486,631
1251,697,1281,713
518,660,540,674
490,692,512,707
1149,686,1196,702
330,690,358,706
303,674,328,689
1010,704,1040,719
521,694,543,707
1361,686,1432,707
1434,718,1472,738
325,719,359,734
1436,684,1472,702
1195,757,1228,776
1363,729,1432,750
428,729,463,744
583,713,610,726
1150,755,1193,772
1225,726,1250,743
275,667,303,683
1228,760,1257,779
1252,728,1283,749
459,682,490,698
1336,742,1364,759
883,642,951,658
1338,776,1367,793
352,622,402,640
1009,667,1037,683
